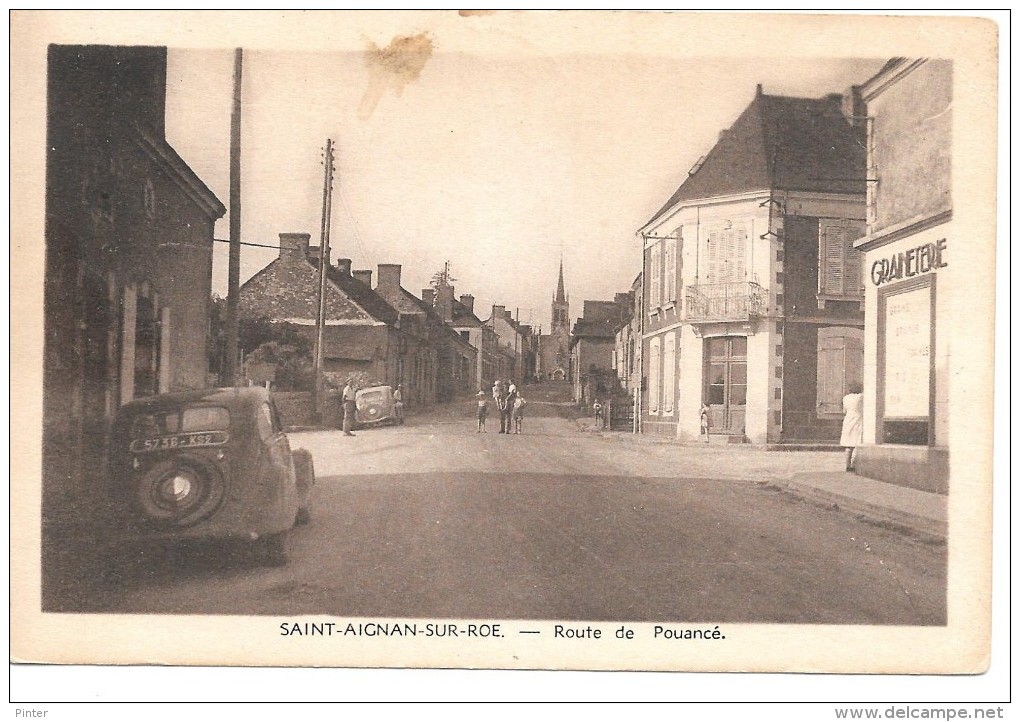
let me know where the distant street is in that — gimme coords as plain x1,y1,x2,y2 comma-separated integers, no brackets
83,384,946,625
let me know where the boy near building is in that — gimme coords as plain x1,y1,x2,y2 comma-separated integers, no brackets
476,390,488,433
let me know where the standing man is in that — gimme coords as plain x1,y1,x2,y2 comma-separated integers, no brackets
342,377,358,436
393,384,404,424
501,380,517,435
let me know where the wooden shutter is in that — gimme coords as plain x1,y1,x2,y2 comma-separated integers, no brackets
648,337,660,414
662,333,675,413
650,245,661,307
732,226,747,282
665,238,677,302
820,221,846,294
706,229,720,284
816,327,864,416
844,221,865,294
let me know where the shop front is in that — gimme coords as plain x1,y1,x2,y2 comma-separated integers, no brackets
855,225,950,492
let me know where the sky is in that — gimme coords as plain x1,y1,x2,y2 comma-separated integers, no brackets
163,14,887,332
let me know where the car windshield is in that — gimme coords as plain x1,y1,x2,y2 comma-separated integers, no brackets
360,390,385,400
129,406,229,438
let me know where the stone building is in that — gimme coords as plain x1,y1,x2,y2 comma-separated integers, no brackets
238,233,402,389
44,45,225,499
636,84,867,442
570,296,632,405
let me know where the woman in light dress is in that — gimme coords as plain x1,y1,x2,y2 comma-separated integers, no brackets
840,382,864,472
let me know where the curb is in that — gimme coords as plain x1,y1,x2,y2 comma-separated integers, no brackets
776,475,947,542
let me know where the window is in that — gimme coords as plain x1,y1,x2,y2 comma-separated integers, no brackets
819,220,866,296
257,402,276,441
705,224,747,284
662,332,676,414
664,237,677,303
649,245,661,307
816,327,864,416
648,337,661,414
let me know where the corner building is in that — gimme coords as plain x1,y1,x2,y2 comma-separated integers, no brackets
637,85,868,443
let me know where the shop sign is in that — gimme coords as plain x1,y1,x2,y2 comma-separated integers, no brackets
871,239,947,286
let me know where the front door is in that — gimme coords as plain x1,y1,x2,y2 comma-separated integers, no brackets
704,336,747,433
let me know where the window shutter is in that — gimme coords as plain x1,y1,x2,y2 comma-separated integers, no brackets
816,328,864,416
650,245,661,307
706,229,720,284
844,221,866,294
648,338,660,414
733,226,747,282
816,333,845,415
820,222,846,294
666,238,677,302
663,333,675,414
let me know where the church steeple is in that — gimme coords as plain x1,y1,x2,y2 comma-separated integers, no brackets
551,258,569,333
556,258,566,303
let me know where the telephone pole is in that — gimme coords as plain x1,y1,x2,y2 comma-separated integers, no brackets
313,138,336,417
224,47,243,385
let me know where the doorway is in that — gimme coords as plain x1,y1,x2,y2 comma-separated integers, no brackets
704,336,747,433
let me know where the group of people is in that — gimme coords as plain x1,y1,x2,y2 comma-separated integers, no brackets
477,379,525,434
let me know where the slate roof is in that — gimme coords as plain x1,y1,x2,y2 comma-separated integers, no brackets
307,257,399,325
450,299,484,327
643,90,867,229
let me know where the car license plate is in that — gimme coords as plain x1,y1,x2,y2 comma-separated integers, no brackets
130,431,229,453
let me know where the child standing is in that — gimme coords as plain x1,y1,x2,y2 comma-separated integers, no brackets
513,394,526,434
476,390,488,433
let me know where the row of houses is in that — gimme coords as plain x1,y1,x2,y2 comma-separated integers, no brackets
235,232,538,411
608,59,952,492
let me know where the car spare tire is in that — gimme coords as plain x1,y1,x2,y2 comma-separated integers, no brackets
135,456,225,528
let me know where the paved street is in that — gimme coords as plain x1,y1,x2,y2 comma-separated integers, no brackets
85,388,947,624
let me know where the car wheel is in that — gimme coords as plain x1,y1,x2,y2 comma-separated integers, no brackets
253,532,288,567
135,456,225,528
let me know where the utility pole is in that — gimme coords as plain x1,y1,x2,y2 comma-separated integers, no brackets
313,138,336,418
224,47,243,386
514,306,519,382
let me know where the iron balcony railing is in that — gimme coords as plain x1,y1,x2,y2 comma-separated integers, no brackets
684,281,769,322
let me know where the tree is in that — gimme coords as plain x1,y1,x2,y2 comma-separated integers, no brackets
430,261,456,292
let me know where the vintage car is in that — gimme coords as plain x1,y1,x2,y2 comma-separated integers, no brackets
108,387,314,566
354,384,401,427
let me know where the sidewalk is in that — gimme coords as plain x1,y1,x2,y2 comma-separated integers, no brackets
578,418,948,543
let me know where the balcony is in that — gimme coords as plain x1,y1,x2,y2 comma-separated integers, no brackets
684,281,768,323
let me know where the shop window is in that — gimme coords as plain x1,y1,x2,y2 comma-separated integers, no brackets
819,219,866,297
816,327,864,417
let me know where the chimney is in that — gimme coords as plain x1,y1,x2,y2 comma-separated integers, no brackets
377,264,402,293
352,269,372,287
459,294,474,314
279,232,311,263
335,258,352,276
504,310,513,323
492,305,506,323
421,288,435,306
437,283,454,323
841,84,866,128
